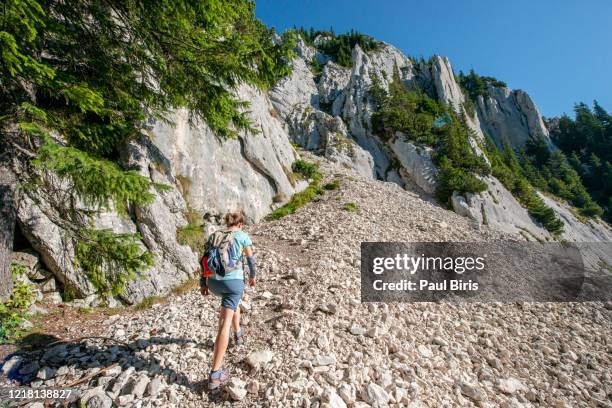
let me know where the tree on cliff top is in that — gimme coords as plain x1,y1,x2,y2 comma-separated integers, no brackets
0,0,294,298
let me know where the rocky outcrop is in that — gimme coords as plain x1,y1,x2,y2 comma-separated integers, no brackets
286,106,374,178
340,44,414,179
152,87,299,222
390,136,437,195
476,86,552,148
451,177,549,240
270,41,376,178
15,84,303,304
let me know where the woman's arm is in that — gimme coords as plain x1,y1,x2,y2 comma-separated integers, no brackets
244,246,256,286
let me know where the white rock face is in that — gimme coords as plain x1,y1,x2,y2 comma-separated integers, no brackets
269,39,319,119
16,84,302,303
390,137,438,195
477,86,552,148
340,44,415,178
451,177,549,240
271,41,375,178
318,61,351,106
150,86,299,222
287,106,374,178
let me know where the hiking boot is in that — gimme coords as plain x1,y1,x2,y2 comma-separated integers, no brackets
208,367,230,390
235,329,245,347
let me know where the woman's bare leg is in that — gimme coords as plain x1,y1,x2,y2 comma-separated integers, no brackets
211,307,234,371
232,306,241,333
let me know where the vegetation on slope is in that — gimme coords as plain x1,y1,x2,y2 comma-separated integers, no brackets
271,160,323,219
370,68,489,205
458,69,507,100
0,264,35,341
545,102,611,221
483,138,565,235
1,0,294,296
369,67,567,234
295,27,382,67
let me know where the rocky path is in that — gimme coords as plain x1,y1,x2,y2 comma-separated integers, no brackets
2,155,611,407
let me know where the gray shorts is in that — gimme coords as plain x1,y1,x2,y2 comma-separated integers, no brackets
206,278,245,311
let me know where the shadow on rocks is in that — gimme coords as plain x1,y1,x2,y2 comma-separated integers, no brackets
2,334,215,396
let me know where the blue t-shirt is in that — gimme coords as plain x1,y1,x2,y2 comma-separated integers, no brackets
213,230,253,281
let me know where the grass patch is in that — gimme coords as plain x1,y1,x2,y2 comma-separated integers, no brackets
135,295,164,311
176,224,206,253
271,160,324,219
78,307,93,315
171,277,199,296
292,159,321,180
177,206,205,253
323,179,341,190
343,202,358,212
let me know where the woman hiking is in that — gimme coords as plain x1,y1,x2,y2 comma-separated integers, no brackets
200,211,256,390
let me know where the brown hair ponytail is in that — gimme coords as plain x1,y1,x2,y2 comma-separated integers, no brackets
224,211,245,227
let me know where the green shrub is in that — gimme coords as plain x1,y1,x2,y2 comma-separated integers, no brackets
324,179,341,190
270,183,324,219
176,224,206,253
0,264,35,341
435,157,487,203
369,67,490,205
292,160,322,181
343,202,358,212
458,69,507,101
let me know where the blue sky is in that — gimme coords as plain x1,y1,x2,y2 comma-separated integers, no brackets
256,0,612,118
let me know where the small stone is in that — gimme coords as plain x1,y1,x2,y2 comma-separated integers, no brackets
312,355,336,367
417,345,433,358
36,366,56,380
261,291,273,300
338,383,355,404
227,378,247,400
146,377,163,397
124,374,149,398
80,388,112,408
40,278,57,293
115,329,126,338
318,304,337,314
28,304,48,315
317,334,330,349
117,394,134,406
246,350,273,369
363,382,390,406
432,337,448,347
460,382,486,401
497,377,527,394
323,389,347,408
1,355,23,376
247,380,260,394
349,324,366,336
46,292,63,304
